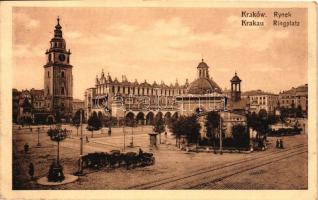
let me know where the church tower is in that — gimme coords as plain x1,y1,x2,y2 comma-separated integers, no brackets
197,59,209,79
230,72,241,102
44,17,73,121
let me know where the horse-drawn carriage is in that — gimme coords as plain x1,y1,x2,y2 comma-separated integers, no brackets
82,149,155,170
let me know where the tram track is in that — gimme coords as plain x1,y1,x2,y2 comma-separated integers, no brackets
127,144,307,189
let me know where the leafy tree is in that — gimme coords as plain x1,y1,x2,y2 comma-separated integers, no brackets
183,115,201,144
247,111,269,139
47,115,54,128
205,111,220,149
170,116,184,147
232,124,249,148
296,105,303,118
47,128,68,165
153,117,165,144
87,112,102,137
73,110,83,136
171,115,200,146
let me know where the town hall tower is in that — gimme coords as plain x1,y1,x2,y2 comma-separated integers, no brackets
43,17,73,121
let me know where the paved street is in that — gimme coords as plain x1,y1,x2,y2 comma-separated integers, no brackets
12,124,307,190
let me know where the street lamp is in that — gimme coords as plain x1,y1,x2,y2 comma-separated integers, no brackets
76,110,84,176
105,107,112,136
36,127,41,147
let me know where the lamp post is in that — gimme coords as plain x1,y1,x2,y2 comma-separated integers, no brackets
123,110,126,152
36,127,41,147
76,110,84,175
130,120,134,148
219,114,222,155
105,107,112,136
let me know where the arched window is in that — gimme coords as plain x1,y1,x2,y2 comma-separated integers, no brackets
48,54,51,62
67,56,69,63
61,87,65,95
48,71,50,78
61,71,65,78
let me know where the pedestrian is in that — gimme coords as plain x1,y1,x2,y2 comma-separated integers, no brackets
24,143,29,154
280,139,284,149
86,136,89,143
276,139,280,148
28,162,34,180
139,148,143,156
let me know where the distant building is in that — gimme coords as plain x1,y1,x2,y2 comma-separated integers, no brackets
12,88,47,123
72,99,85,116
12,89,21,123
278,84,308,113
227,72,249,114
242,90,279,114
176,59,224,116
84,70,188,124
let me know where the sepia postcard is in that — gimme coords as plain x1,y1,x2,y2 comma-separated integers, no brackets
0,1,317,200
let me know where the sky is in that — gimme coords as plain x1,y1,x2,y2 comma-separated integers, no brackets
12,7,308,99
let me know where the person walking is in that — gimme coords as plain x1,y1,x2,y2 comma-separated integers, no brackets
24,143,29,154
86,136,89,143
279,139,284,149
28,162,35,180
276,139,280,148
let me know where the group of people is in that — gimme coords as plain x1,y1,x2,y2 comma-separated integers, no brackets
276,139,284,149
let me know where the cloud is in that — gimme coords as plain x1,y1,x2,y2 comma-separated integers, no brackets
251,64,283,72
13,44,43,58
66,31,82,39
14,12,40,29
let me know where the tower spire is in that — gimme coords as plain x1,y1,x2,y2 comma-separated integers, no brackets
54,16,62,38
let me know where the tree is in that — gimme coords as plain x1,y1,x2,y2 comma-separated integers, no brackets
87,112,102,138
170,116,185,147
247,111,269,140
73,110,83,136
205,111,220,150
171,115,201,147
232,124,249,148
47,128,68,182
47,128,68,164
183,115,201,145
47,115,54,128
153,117,165,144
296,105,303,118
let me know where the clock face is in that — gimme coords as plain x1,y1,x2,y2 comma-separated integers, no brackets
59,54,65,62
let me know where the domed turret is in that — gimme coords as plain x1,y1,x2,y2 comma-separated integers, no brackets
230,72,242,102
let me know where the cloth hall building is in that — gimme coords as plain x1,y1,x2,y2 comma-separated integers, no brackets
84,59,245,129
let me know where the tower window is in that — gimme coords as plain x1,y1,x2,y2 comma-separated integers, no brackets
48,54,51,62
61,87,65,95
61,71,65,78
48,71,50,78
67,56,69,63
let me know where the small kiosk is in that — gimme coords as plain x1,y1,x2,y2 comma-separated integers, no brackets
148,132,158,148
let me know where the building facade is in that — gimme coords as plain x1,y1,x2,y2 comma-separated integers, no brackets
43,17,73,120
242,90,279,114
72,99,85,116
278,84,308,113
176,59,225,116
84,70,188,123
12,88,47,123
